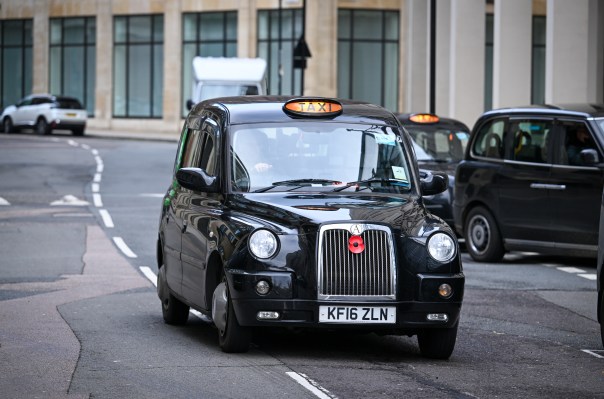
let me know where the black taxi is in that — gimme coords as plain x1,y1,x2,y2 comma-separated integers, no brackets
156,96,464,359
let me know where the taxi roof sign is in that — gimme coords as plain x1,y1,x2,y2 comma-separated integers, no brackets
409,113,440,124
283,98,343,118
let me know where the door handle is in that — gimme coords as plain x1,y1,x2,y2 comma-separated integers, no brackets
530,183,566,190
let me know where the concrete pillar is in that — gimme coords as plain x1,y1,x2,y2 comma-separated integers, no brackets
435,0,451,116
405,0,429,113
587,0,604,103
32,2,49,94
92,0,112,128
545,0,591,103
449,0,485,128
163,0,181,130
305,0,337,97
492,0,532,108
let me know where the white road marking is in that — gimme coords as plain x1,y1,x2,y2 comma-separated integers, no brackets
581,349,604,359
99,209,114,228
50,195,89,206
93,193,103,207
139,266,157,287
96,163,104,173
0,197,10,205
91,183,100,193
286,372,334,399
91,149,99,156
557,267,586,274
578,274,597,281
93,173,102,183
67,140,78,147
112,237,137,258
81,144,91,150
140,193,164,198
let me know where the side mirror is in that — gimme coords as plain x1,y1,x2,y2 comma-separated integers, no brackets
186,99,194,111
420,170,448,196
176,167,217,192
580,149,600,166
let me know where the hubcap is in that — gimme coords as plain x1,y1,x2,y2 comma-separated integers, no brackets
212,282,228,333
468,214,489,255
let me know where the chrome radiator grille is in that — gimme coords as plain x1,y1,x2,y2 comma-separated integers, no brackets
317,223,396,301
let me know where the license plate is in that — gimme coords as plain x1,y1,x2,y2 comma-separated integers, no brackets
319,306,396,324
65,112,77,117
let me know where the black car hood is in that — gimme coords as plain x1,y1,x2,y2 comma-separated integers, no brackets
227,192,436,236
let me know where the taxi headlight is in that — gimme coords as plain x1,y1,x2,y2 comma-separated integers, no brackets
427,233,456,262
248,229,279,259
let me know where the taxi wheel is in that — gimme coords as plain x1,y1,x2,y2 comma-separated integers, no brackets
464,206,504,262
35,118,50,135
218,282,251,353
417,322,458,359
158,265,189,325
599,291,604,348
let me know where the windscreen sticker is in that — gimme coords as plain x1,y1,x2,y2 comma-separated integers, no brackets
391,166,408,182
374,133,396,146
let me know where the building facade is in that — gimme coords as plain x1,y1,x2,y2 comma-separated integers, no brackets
0,0,602,133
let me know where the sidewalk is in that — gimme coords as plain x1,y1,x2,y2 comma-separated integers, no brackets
84,128,180,142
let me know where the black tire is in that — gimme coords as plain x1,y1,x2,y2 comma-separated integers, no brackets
464,206,504,262
599,290,604,348
218,283,251,353
417,322,458,360
35,118,50,135
3,117,14,133
72,127,84,136
157,265,189,325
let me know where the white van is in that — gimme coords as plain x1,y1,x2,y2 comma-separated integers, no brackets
186,57,267,110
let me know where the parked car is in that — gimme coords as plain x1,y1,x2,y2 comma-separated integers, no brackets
453,104,604,262
0,94,87,136
156,96,464,358
598,187,604,348
397,113,470,228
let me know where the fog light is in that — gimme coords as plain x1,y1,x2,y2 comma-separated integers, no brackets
255,280,271,295
257,311,280,320
427,313,448,322
438,283,453,299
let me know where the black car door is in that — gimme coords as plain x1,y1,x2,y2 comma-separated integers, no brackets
547,119,603,254
496,117,556,244
181,118,220,309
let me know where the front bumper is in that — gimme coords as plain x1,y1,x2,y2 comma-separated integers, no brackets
226,270,464,331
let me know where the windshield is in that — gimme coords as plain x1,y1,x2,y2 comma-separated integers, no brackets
230,122,413,194
406,125,469,162
595,118,604,137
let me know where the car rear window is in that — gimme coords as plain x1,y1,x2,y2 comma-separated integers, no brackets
53,98,83,109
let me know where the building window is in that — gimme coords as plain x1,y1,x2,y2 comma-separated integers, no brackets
257,8,303,95
484,14,494,111
0,19,32,109
49,17,96,116
337,9,399,111
182,11,237,116
531,16,546,105
113,15,163,118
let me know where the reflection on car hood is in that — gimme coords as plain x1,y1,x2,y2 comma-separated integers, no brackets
228,192,433,236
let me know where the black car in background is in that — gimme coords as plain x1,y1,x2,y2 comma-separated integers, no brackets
156,96,464,358
397,113,470,228
454,104,604,262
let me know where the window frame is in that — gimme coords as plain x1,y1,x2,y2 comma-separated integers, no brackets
0,19,33,109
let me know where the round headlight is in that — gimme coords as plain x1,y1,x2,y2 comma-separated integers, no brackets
248,229,279,259
427,233,456,262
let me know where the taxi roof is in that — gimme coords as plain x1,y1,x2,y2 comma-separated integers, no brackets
479,103,604,119
189,96,401,126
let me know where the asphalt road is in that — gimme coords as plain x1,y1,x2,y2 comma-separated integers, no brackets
0,132,602,398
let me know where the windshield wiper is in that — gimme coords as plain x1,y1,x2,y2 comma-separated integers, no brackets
332,178,410,192
252,179,343,193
